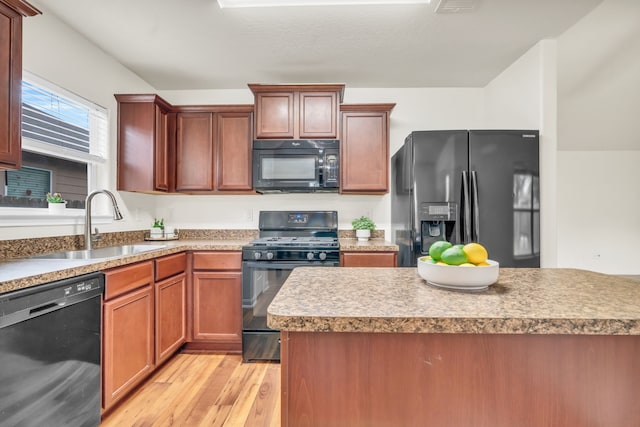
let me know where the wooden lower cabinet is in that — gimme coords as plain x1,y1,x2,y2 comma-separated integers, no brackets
188,251,242,352
102,284,154,411
155,272,187,364
340,251,397,267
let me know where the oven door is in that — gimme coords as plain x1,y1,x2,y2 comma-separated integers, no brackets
241,259,338,361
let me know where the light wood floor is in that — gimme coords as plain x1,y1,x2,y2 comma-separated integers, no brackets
100,353,281,427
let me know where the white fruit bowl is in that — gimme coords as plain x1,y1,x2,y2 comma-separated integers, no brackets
417,257,499,291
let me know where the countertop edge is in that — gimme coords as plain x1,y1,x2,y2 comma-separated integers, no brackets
267,314,640,335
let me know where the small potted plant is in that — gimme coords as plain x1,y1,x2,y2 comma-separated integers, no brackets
150,218,164,238
352,216,376,241
46,192,67,214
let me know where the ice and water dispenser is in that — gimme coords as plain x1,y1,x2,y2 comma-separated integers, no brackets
419,202,457,255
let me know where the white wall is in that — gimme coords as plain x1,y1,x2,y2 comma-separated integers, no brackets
555,0,640,274
3,10,158,240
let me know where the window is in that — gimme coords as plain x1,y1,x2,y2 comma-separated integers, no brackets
0,73,108,211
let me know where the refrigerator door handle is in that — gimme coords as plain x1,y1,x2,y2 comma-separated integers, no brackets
462,171,471,243
471,170,479,242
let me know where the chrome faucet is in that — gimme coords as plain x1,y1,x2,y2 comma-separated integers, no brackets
84,189,124,250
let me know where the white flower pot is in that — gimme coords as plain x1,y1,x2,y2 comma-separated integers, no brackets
356,229,371,241
48,202,66,214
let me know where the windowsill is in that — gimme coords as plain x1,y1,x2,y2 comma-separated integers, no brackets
0,208,113,227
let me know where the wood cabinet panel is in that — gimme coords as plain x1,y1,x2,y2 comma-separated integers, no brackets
217,111,253,191
0,1,38,169
176,112,215,191
250,84,343,140
191,271,242,345
104,260,153,300
340,252,397,267
282,332,640,427
299,91,338,139
254,92,294,139
115,94,173,192
340,106,394,194
192,251,242,271
155,252,186,281
102,285,154,411
155,272,187,364
153,106,170,191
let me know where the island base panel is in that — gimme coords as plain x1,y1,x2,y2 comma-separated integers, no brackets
280,331,640,427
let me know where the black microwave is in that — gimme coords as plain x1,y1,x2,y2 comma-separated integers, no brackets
252,139,340,193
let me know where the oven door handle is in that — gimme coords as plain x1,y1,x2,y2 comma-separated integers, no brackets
242,261,339,269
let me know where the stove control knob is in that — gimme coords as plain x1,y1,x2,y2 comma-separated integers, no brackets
319,252,327,260
307,252,315,260
266,252,274,260
253,252,262,260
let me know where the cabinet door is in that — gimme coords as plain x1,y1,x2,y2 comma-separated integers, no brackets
155,272,187,364
0,5,23,169
217,111,253,191
340,252,397,267
192,271,242,345
254,92,294,139
176,112,215,191
103,285,154,411
115,95,172,192
299,91,338,139
340,110,390,193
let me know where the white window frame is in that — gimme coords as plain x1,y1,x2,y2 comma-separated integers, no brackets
0,72,111,227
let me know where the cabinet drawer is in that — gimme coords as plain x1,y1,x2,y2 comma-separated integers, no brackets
192,251,241,271
340,252,397,267
155,252,187,281
104,261,154,300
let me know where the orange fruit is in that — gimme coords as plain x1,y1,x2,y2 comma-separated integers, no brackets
463,243,488,265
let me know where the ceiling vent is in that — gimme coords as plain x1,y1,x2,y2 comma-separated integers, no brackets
435,0,476,13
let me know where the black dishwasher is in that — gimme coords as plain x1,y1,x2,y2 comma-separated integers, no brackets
0,272,104,427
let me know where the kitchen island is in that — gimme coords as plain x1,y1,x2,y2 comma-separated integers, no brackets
268,267,640,427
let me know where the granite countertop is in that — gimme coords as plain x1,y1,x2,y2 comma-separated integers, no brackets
0,239,250,294
267,267,640,335
0,236,398,295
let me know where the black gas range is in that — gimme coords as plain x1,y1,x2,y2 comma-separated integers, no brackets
241,211,339,362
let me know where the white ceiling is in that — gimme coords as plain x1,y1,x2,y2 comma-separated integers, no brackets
33,0,602,90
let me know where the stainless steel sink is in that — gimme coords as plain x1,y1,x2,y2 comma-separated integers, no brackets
31,244,166,260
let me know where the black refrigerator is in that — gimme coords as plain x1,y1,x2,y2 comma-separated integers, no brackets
391,130,540,268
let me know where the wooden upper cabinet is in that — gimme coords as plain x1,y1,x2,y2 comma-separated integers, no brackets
176,111,215,191
249,84,344,140
217,111,253,191
0,0,40,170
299,91,339,138
340,103,395,194
175,106,254,193
115,94,174,192
254,92,294,139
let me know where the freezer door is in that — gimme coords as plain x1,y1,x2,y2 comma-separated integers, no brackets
469,130,539,267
